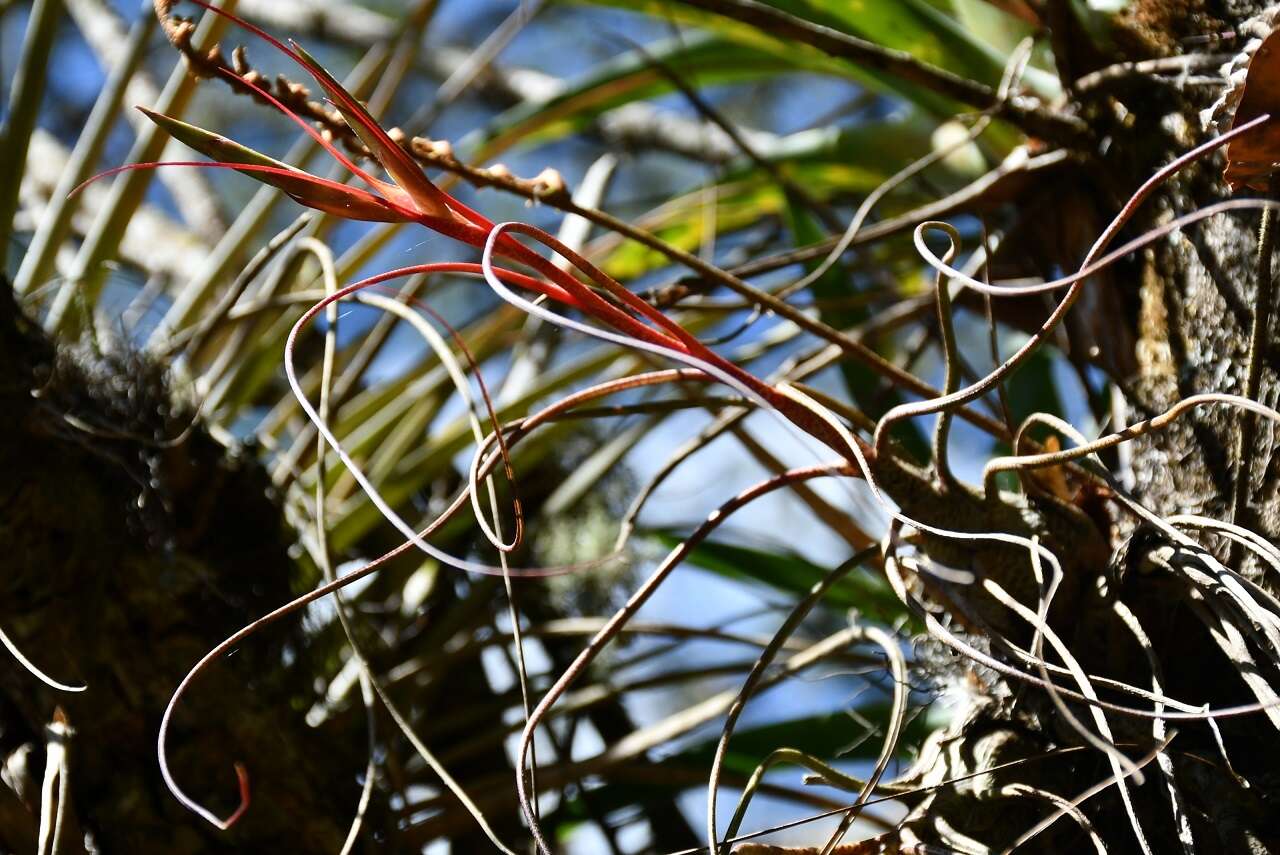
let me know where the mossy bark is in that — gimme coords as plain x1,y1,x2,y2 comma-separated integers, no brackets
0,285,377,853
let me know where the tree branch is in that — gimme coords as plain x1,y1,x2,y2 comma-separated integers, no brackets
669,0,1091,147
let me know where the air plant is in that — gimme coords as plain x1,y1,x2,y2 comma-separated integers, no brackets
122,1,854,433
74,2,1280,853
94,0,873,835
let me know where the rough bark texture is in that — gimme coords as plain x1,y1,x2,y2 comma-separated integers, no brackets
0,285,374,853
880,2,1280,853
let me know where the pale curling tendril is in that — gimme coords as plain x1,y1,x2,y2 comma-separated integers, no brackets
142,27,1280,843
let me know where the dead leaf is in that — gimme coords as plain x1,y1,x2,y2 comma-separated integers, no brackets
1028,435,1076,503
1226,27,1280,191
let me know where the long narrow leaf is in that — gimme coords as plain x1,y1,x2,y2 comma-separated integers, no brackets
13,6,156,296
649,531,910,622
0,0,64,264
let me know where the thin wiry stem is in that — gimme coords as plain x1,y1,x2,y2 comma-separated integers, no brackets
985,550,1152,854
818,624,907,855
770,38,1032,312
668,745,1134,855
159,285,543,842
706,546,879,853
879,126,1278,454
1073,53,1231,94
982,393,1280,497
998,737,1172,855
393,618,866,694
1169,514,1280,575
0,625,85,694
884,531,1280,722
666,0,1090,147
613,298,930,556
559,202,1012,441
660,148,1069,301
510,462,857,855
998,783,1108,855
298,236,378,855
928,222,961,492
309,285,548,818
166,213,312,358
724,747,911,848
1112,600,1195,855
1230,177,1279,547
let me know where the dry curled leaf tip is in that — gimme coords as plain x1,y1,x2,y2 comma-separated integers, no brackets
1203,12,1280,190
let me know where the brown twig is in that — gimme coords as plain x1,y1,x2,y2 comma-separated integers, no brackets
154,1,571,198
666,0,1091,147
1073,53,1233,94
1229,175,1278,548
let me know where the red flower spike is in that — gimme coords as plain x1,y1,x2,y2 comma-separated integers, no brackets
289,40,460,221
182,0,458,221
206,65,395,203
143,2,713,360
134,108,410,220
72,157,409,224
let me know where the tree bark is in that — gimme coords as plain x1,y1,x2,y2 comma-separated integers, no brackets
0,284,375,853
875,2,1280,853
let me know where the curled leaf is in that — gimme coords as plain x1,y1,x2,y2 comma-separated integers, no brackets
1224,27,1280,191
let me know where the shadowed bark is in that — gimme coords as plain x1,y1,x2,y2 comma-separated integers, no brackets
872,2,1280,852
0,284,375,853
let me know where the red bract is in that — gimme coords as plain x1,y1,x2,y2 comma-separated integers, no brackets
115,1,866,456
99,0,744,367
124,5,877,832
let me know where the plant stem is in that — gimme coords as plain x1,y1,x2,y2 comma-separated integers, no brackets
1229,180,1278,546
932,261,961,492
670,0,1091,148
